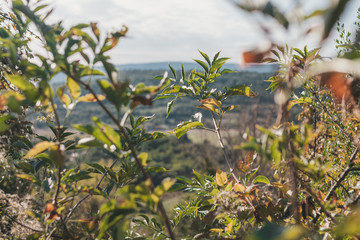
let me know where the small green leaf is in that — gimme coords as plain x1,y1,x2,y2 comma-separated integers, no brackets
193,170,205,187
194,59,209,73
88,163,106,174
16,174,41,186
169,64,177,79
174,121,204,138
199,50,211,66
253,175,270,184
166,99,176,118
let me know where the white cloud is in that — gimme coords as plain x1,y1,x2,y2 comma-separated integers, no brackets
32,0,360,64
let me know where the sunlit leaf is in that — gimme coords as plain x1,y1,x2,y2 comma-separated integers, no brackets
138,152,148,167
174,121,204,138
23,141,56,159
78,93,106,102
253,175,270,184
215,169,228,187
233,183,246,193
16,174,41,186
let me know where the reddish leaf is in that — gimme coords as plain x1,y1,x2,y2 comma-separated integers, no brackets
237,159,250,172
243,50,268,64
319,72,351,102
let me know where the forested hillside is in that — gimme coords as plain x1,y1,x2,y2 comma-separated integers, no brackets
35,70,275,131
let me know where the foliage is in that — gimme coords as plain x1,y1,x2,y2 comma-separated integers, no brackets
1,0,360,239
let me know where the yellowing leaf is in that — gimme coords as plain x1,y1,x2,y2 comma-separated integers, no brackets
216,169,228,187
233,183,246,193
199,98,222,108
16,174,41,185
23,141,56,159
67,77,81,100
78,93,106,102
152,178,176,203
138,152,148,167
210,228,223,233
197,103,218,113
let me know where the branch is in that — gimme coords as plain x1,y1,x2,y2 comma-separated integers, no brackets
299,176,336,223
210,111,240,183
60,67,176,239
325,148,358,201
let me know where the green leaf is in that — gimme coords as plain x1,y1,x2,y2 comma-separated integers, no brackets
245,166,259,184
199,50,211,66
166,99,176,118
194,59,209,73
181,64,186,82
253,175,270,184
92,117,122,150
212,51,221,65
174,121,204,138
176,176,192,185
65,170,92,183
193,169,205,187
87,163,106,174
97,79,120,107
0,114,13,132
5,73,38,101
16,174,41,186
220,69,235,74
73,124,112,147
169,64,177,79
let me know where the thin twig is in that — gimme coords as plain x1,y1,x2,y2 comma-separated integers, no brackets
324,148,358,201
65,158,118,221
4,212,42,233
312,90,354,143
210,111,240,183
327,173,350,197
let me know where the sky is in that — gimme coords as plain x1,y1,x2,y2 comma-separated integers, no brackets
16,0,360,65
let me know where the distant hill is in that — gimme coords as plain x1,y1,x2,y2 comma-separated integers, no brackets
116,62,278,73
50,62,278,83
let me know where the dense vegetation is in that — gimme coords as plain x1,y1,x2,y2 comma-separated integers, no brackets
1,0,360,239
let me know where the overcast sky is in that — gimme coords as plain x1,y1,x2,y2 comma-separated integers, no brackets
38,0,360,64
